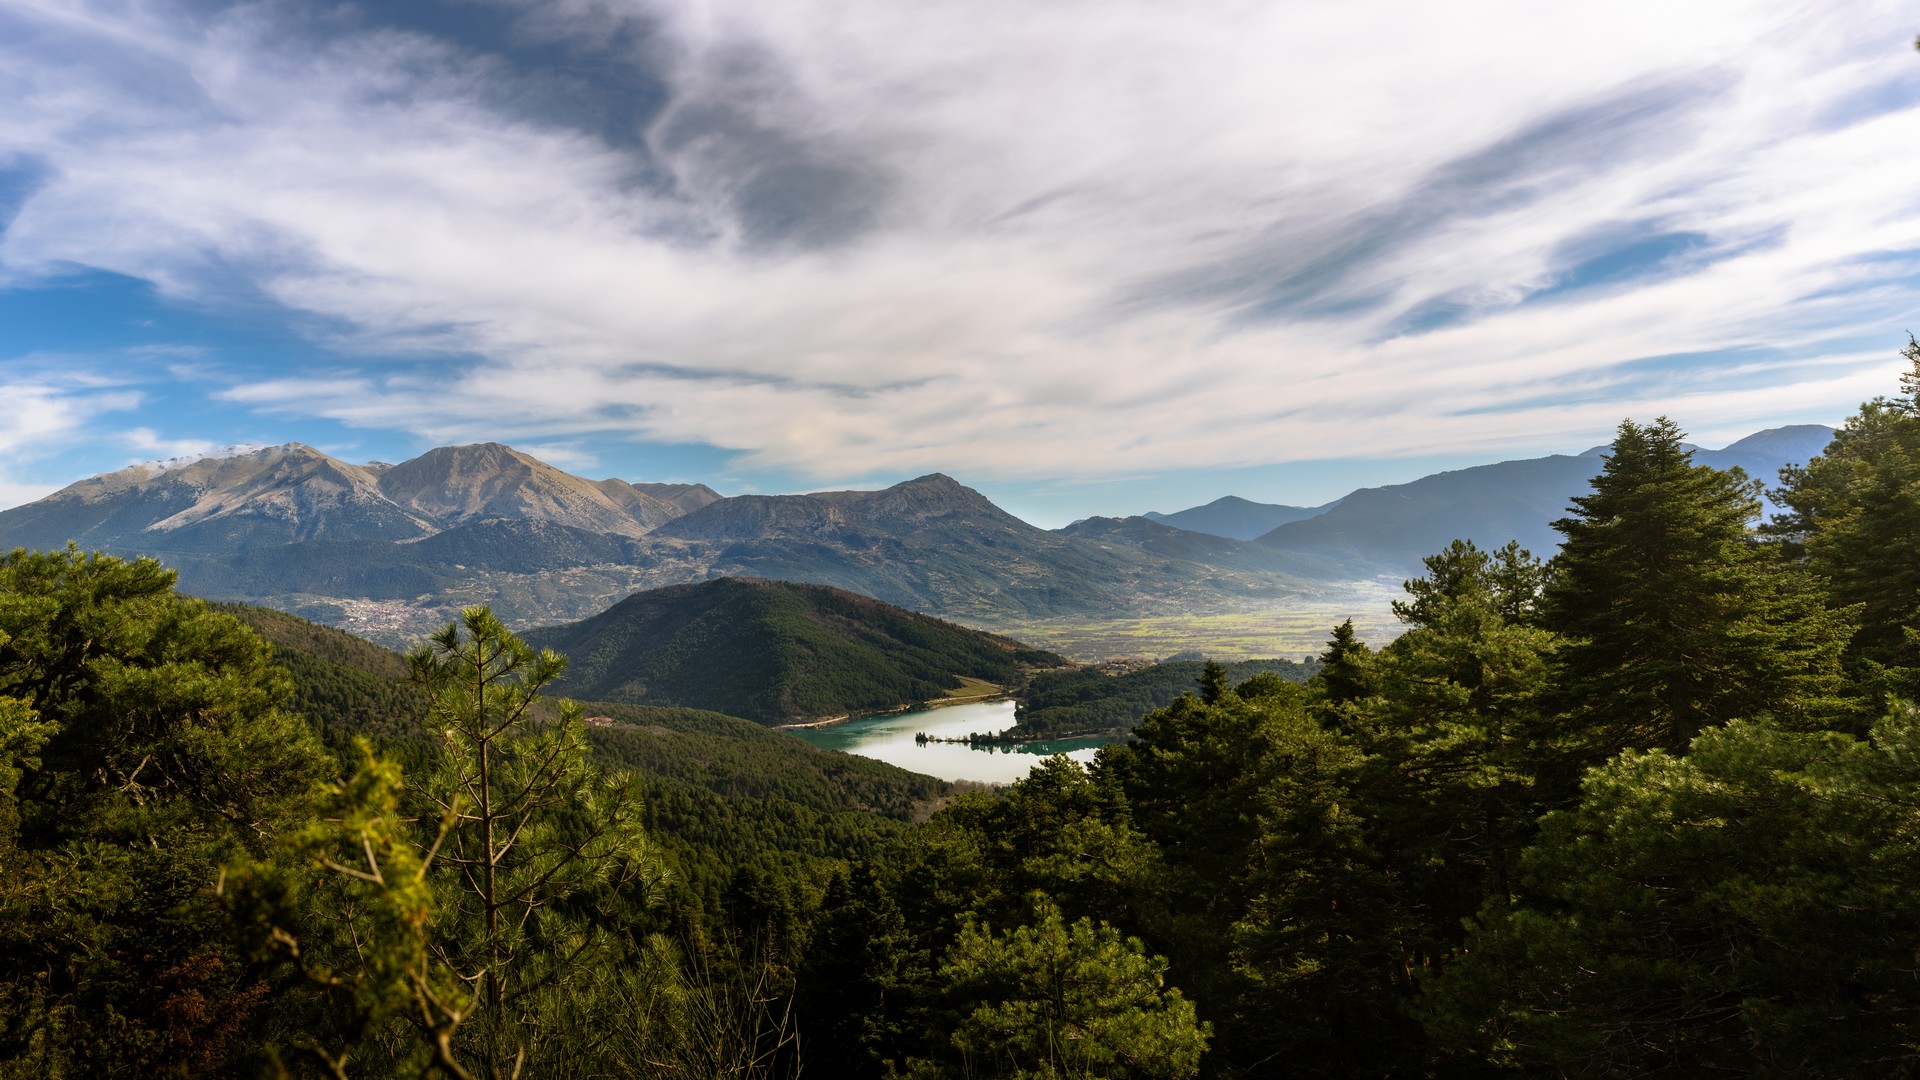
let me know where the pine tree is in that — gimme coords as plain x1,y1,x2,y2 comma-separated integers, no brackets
1392,539,1546,630
1428,710,1920,1075
1313,619,1375,725
1771,337,1920,699
1197,660,1229,705
232,607,659,1078
409,608,658,1075
0,548,329,1075
910,894,1209,1080
1358,540,1559,939
1543,418,1854,761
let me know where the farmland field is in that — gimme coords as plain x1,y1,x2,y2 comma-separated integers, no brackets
983,583,1404,663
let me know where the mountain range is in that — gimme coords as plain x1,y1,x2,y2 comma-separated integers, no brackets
0,442,1335,645
1238,424,1834,573
1142,495,1339,541
0,441,721,549
0,425,1836,649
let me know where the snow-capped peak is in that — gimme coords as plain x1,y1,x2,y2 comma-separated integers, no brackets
139,443,282,477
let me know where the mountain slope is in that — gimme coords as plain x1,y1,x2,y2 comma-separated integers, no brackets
595,479,723,527
33,465,1331,646
0,444,434,551
1692,424,1836,478
643,473,1330,623
1057,515,1348,576
0,428,1833,650
523,577,1066,724
376,443,663,537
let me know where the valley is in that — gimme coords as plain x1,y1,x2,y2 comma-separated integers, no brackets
992,586,1403,662
3,9,1905,1076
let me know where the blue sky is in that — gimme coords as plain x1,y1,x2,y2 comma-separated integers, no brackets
0,0,1916,527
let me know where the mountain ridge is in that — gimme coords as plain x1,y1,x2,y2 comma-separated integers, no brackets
1246,424,1835,574
1142,495,1339,541
0,425,1838,649
0,441,720,553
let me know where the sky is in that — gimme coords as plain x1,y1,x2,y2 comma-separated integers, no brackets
1,0,1917,528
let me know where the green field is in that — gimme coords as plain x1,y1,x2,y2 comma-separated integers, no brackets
984,585,1404,663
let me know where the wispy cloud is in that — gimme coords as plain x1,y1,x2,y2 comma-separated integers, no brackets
0,375,140,503
121,425,216,462
0,0,1914,488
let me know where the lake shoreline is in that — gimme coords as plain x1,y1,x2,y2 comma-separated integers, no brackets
784,699,1112,784
771,691,1015,732
918,726,1119,746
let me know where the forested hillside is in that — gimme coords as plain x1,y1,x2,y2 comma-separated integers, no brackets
224,601,951,888
524,576,1065,723
1011,657,1320,738
3,344,1919,1078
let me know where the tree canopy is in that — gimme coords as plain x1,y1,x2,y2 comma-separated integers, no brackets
1544,417,1853,760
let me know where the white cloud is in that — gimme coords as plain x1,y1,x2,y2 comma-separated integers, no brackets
0,377,142,505
120,425,217,463
515,441,600,471
0,0,1914,484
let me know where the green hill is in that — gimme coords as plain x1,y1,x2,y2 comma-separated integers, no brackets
524,577,1067,723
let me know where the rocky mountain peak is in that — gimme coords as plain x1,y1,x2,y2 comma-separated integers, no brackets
853,472,1011,526
375,443,654,536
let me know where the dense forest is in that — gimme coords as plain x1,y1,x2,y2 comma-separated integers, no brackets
1012,658,1321,738
4,342,1920,1077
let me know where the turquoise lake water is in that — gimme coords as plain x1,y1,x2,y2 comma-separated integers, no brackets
785,699,1113,784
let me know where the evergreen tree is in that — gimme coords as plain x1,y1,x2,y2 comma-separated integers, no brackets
1312,619,1375,727
411,608,659,1074
1429,709,1920,1076
1356,540,1559,954
1543,418,1854,761
794,864,920,1079
0,548,330,1076
1392,539,1545,631
1771,336,1920,699
234,607,659,1078
908,894,1208,1080
1098,684,1421,1076
1197,660,1229,706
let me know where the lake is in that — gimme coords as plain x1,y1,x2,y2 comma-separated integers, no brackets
785,699,1115,785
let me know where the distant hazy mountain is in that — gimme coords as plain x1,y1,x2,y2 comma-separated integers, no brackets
1142,495,1338,540
1669,424,1837,479
1252,424,1835,576
1055,514,1347,578
523,577,1065,724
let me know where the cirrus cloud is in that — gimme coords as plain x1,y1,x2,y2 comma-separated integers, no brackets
0,0,1915,495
